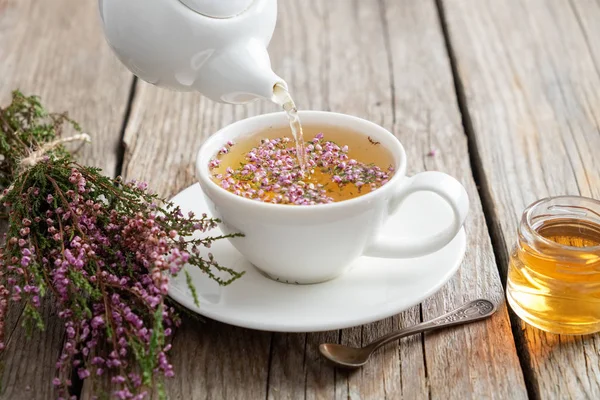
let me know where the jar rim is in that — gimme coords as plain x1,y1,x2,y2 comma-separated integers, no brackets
522,195,600,253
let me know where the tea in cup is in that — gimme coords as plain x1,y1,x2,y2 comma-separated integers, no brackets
196,111,469,284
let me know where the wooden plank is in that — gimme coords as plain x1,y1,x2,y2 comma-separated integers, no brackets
271,0,526,398
265,2,425,399
0,0,133,398
380,1,527,399
440,0,600,398
110,0,527,398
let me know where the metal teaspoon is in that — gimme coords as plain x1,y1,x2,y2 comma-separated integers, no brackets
319,299,497,369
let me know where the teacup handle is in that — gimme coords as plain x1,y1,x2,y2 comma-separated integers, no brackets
364,171,469,258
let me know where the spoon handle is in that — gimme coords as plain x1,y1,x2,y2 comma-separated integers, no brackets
365,299,497,352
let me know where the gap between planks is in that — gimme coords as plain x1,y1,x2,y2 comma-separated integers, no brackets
115,77,139,178
434,0,537,398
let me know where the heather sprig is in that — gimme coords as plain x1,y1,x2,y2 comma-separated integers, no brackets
0,91,243,399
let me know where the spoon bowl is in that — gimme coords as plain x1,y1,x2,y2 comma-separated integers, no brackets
319,343,373,368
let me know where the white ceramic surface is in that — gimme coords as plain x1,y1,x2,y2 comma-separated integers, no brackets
196,111,469,284
167,183,466,332
179,0,254,18
98,0,285,103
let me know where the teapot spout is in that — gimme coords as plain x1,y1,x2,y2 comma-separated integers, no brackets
198,40,286,104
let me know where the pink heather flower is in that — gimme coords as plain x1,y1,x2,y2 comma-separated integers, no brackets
77,368,91,380
91,356,104,365
115,388,133,400
129,373,142,388
90,316,104,329
136,181,148,190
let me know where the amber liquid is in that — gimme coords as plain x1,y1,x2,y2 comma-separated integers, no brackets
272,84,308,171
507,218,600,334
212,125,395,203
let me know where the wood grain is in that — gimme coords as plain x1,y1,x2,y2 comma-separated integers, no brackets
106,0,527,399
380,1,527,399
0,0,133,397
440,0,600,398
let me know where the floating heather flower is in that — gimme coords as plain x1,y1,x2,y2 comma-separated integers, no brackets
210,133,394,205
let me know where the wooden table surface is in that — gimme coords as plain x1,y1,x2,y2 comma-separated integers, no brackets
1,0,599,399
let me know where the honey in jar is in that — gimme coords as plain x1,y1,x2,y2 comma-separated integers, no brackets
506,196,600,335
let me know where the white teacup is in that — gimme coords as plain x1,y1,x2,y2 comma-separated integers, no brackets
196,111,469,284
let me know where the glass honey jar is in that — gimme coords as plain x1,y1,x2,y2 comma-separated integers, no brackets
506,196,600,335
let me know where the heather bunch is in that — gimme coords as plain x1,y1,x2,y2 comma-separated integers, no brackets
0,91,242,399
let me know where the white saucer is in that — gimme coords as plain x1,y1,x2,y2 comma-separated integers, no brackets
167,184,466,332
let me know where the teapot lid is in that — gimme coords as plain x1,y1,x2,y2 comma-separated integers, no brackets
179,0,255,18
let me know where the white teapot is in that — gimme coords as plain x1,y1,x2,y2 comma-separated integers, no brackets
98,0,286,104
